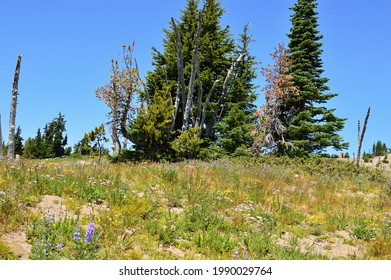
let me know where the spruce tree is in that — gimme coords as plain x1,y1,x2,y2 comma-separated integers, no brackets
286,0,348,155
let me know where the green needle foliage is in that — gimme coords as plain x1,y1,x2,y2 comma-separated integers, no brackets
23,113,68,159
286,0,348,156
140,0,257,159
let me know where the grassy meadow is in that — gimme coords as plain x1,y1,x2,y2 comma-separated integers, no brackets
0,156,390,260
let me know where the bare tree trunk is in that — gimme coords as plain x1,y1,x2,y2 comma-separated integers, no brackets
182,10,202,132
170,86,181,131
356,107,370,166
134,58,149,106
111,124,121,155
194,62,203,128
198,78,221,137
110,82,121,155
0,114,3,158
8,54,22,160
216,53,245,122
171,17,186,116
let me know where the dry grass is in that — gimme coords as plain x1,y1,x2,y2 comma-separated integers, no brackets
0,156,390,260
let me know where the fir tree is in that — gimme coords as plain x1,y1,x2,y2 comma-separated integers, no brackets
286,0,348,155
215,25,258,155
146,0,235,138
14,126,24,156
95,0,257,160
130,88,174,159
24,129,44,159
142,0,254,158
43,113,68,158
23,114,68,159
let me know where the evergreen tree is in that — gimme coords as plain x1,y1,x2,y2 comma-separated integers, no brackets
80,124,110,162
145,0,234,135
43,113,68,157
372,140,388,156
130,88,174,159
95,0,257,160
286,0,348,155
14,126,24,155
23,129,44,159
73,136,92,156
215,25,258,155
23,113,68,159
141,0,254,158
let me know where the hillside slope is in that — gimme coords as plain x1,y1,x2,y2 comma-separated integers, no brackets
1,157,390,260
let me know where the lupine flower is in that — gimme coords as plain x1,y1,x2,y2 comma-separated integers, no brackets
44,215,54,226
73,229,81,241
84,223,96,243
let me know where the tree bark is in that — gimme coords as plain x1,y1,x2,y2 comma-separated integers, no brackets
216,53,245,122
8,54,22,160
111,122,121,155
134,58,150,106
194,61,203,128
171,17,186,116
182,10,202,132
109,82,121,155
198,78,221,137
356,106,370,166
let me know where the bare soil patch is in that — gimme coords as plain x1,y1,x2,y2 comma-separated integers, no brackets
2,194,108,259
277,230,365,259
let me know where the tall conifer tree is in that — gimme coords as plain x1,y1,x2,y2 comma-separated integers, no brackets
286,0,348,155
141,0,255,158
215,25,257,154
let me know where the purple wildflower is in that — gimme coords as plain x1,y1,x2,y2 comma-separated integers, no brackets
84,223,96,243
0,190,5,196
43,215,54,229
233,252,239,259
56,242,63,250
73,230,81,241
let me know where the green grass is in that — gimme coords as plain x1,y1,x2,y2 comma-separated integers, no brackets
0,156,390,260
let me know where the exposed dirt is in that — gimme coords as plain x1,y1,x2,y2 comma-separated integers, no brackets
1,194,108,259
277,230,365,259
1,230,31,260
348,153,391,172
32,195,76,221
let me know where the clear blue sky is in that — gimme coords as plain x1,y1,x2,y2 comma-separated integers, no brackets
1,0,390,156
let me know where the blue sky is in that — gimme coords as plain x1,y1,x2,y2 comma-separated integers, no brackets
0,0,390,156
